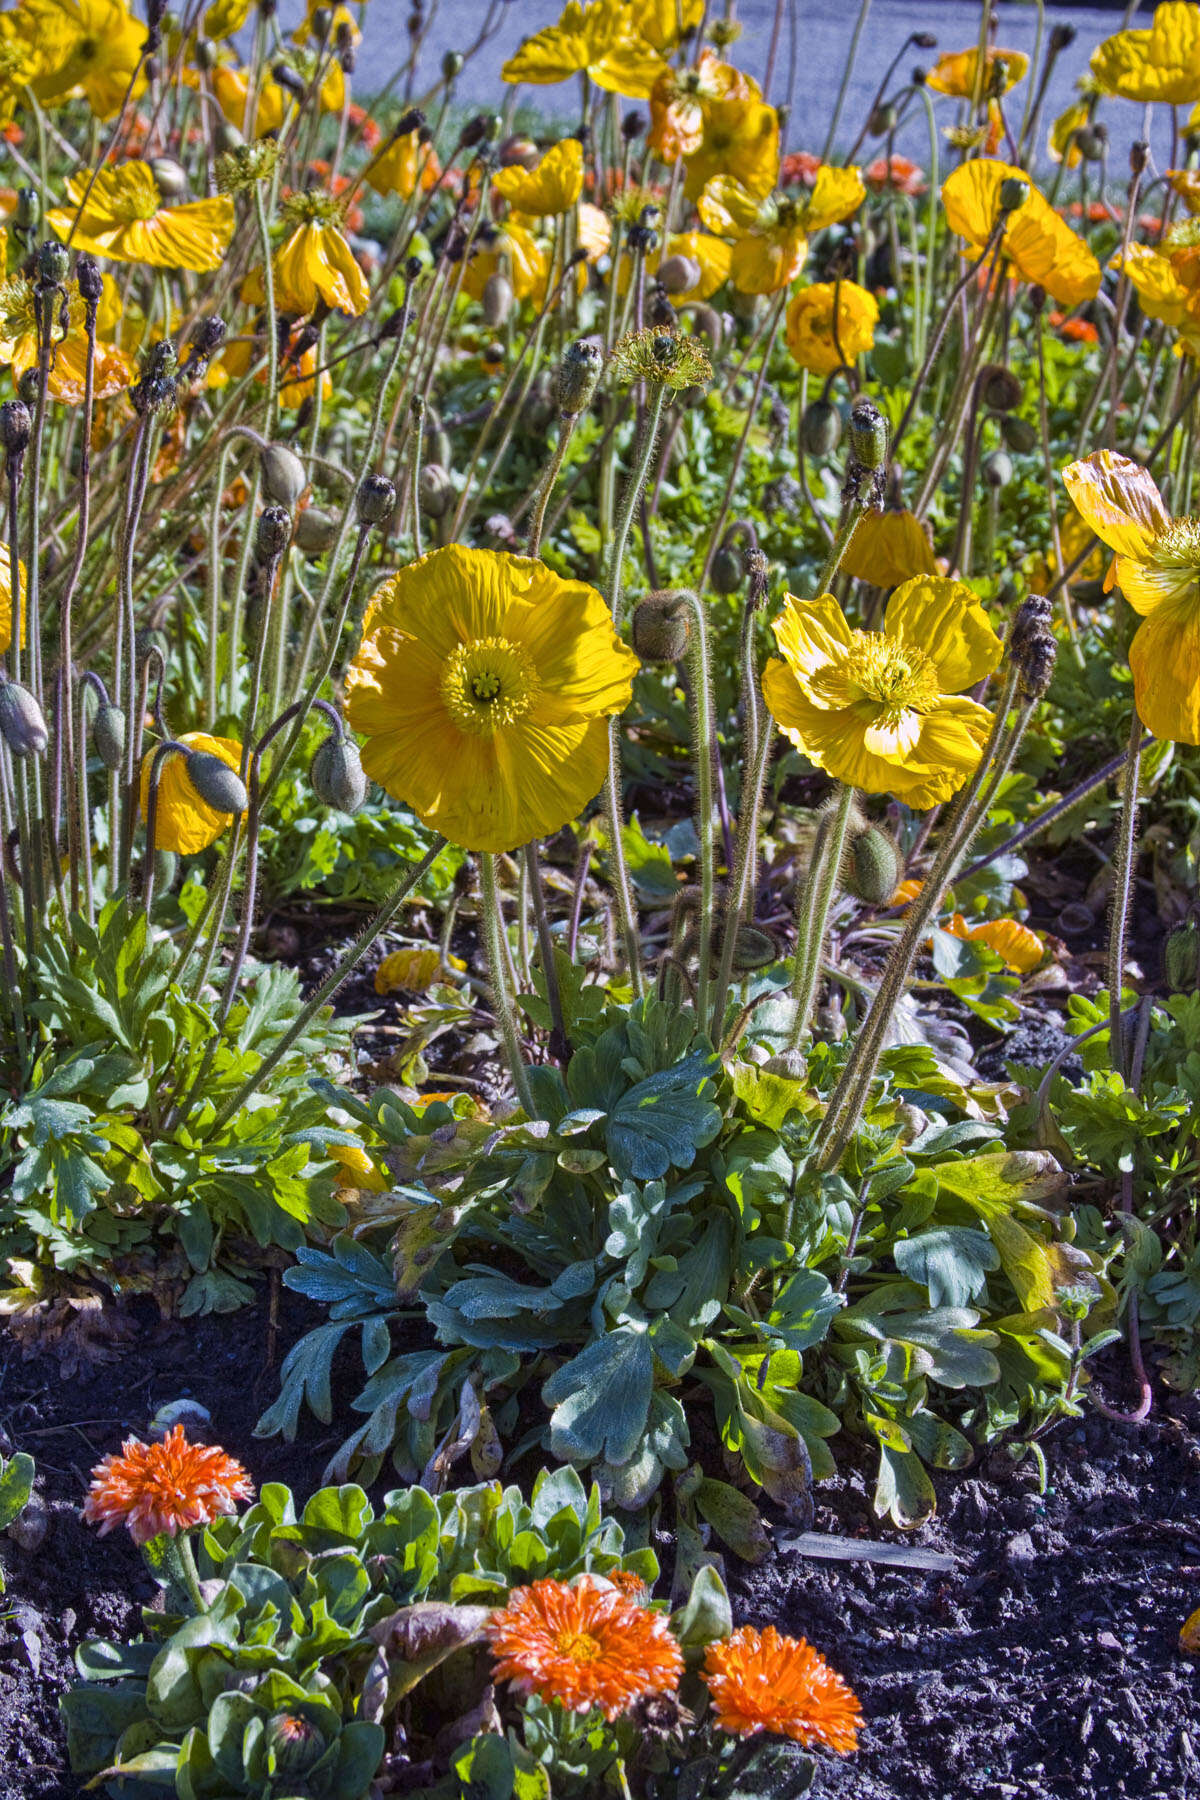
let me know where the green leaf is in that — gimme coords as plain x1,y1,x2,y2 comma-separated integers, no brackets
694,1478,771,1563
894,1227,1000,1308
606,1052,722,1180
544,1325,654,1466
0,1452,34,1530
453,1733,515,1800
671,1562,732,1647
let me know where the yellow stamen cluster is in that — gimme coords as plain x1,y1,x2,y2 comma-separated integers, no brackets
440,637,540,734
812,633,940,720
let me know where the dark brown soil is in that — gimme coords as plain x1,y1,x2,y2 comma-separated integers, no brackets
2,1288,1198,1800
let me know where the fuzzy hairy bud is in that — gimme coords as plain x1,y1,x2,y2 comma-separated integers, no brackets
557,339,604,416
802,398,842,458
982,449,1014,490
711,545,746,595
256,504,292,560
418,463,455,518
998,175,1030,214
980,365,1022,413
1001,415,1038,454
631,591,691,663
259,441,307,507
37,240,69,288
0,682,47,757
0,401,31,458
92,703,126,771
845,825,904,905
311,735,368,813
1009,595,1057,700
657,253,701,295
357,474,395,527
295,506,337,553
184,749,247,815
15,189,39,233
482,271,513,327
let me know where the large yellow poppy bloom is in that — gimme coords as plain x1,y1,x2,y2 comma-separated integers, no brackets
648,49,758,163
762,578,1002,808
941,159,1102,309
698,166,863,295
344,546,640,853
785,280,879,375
1062,449,1200,742
27,0,145,119
493,139,584,216
682,95,779,202
614,230,731,302
1091,1,1200,105
48,165,234,272
926,46,1030,99
501,0,665,97
139,732,243,855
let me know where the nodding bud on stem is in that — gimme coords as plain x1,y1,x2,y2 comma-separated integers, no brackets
802,398,842,457
311,735,368,813
37,240,69,287
557,340,604,416
845,824,903,905
912,30,937,48
92,703,126,771
15,189,39,232
75,252,103,304
0,401,31,459
711,544,746,595
184,749,248,814
418,464,455,517
191,316,227,357
259,441,307,507
295,506,337,553
482,271,513,326
441,50,463,80
998,176,1030,215
982,449,1014,490
0,681,48,757
150,156,188,198
631,591,692,663
657,253,701,295
1010,595,1057,700
1049,22,1077,53
357,474,396,527
1130,139,1149,177
980,365,1022,412
256,505,292,560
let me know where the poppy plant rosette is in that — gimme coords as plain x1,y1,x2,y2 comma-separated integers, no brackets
344,545,640,854
761,576,1003,809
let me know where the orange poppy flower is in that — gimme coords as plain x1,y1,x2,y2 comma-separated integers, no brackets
647,49,758,163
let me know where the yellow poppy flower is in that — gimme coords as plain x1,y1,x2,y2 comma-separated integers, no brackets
344,545,640,854
493,139,584,216
941,159,1102,308
262,193,369,316
0,273,132,403
682,94,779,201
761,578,1002,809
202,0,253,37
699,167,862,294
946,915,1044,973
139,731,243,855
294,0,360,48
0,8,67,126
925,46,1030,99
785,279,879,375
637,0,704,52
47,165,234,273
27,0,146,120
1169,168,1200,214
1048,99,1092,168
328,1142,388,1192
501,0,666,97
1091,1,1200,105
1112,243,1197,332
210,62,286,137
577,201,612,262
366,128,441,199
0,542,27,653
839,508,937,588
462,221,549,304
1062,449,1200,742
648,49,758,162
374,945,465,993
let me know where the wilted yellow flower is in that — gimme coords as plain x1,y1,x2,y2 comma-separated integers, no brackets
494,139,584,216
762,578,1002,808
1112,243,1197,333
48,165,234,273
926,46,1029,99
648,48,757,162
139,731,243,855
462,221,549,304
1063,449,1200,742
0,273,132,403
366,128,442,199
947,915,1044,973
941,159,1102,309
248,192,369,316
785,280,878,374
1091,1,1200,104
839,508,937,588
682,94,779,201
502,0,665,97
344,546,640,854
28,0,146,120
375,945,465,993
209,61,287,137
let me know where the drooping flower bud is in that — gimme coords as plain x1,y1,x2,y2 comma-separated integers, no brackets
657,253,701,295
631,592,691,663
256,504,292,560
418,464,455,518
711,545,746,595
311,735,368,813
845,824,904,905
357,474,396,528
1009,594,1057,700
295,507,337,554
980,365,1022,413
150,156,188,198
557,339,604,416
184,749,248,815
802,398,842,458
15,189,39,233
75,252,103,306
92,703,127,771
982,449,1014,490
482,271,513,327
258,440,307,508
1001,416,1038,454
0,681,48,757
730,925,779,971
998,176,1030,215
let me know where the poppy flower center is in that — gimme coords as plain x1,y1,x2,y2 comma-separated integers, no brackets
441,636,539,734
813,631,940,718
1153,516,1200,566
555,1628,603,1663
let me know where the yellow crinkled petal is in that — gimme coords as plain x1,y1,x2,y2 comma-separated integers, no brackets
0,541,27,653
802,164,866,231
1128,594,1200,742
884,575,1003,693
1061,450,1171,567
203,0,253,37
769,593,853,701
840,510,937,588
494,139,584,216
730,227,807,295
684,97,779,201
785,280,877,374
578,202,612,261
926,46,1029,98
637,0,704,52
941,158,1102,307
697,175,765,237
1049,100,1091,168
463,221,546,302
143,198,235,273
969,918,1044,972
893,697,994,808
502,5,592,83
508,569,640,724
1091,1,1200,105
375,946,445,994
139,731,243,855
1113,242,1194,328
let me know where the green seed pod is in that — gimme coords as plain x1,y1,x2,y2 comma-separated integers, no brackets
418,463,455,518
731,925,778,971
0,681,47,757
711,545,746,595
982,449,1014,490
184,749,247,815
357,474,396,526
1001,415,1038,454
657,252,701,295
92,702,126,771
266,1713,325,1777
999,175,1030,214
631,592,691,663
845,825,903,905
295,506,337,553
150,156,188,198
259,441,307,507
482,271,513,327
802,398,842,458
311,735,368,813
848,396,888,471
1165,920,1200,991
557,340,604,415
981,364,1022,412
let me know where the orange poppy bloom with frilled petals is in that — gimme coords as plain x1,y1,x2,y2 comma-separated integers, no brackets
703,1625,862,1752
83,1426,253,1545
493,138,583,216
501,0,666,97
941,159,1102,309
926,45,1029,99
1091,1,1200,104
48,165,233,272
648,49,758,163
485,1578,684,1720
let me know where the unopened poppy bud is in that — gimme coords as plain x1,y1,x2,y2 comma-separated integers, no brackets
310,4,331,37
418,463,455,518
75,253,103,305
191,316,227,357
981,364,1022,412
982,449,1013,490
311,735,368,812
731,925,778,971
185,749,247,814
16,370,39,409
92,702,126,771
631,591,691,663
1010,595,1057,699
711,545,745,595
998,176,1029,214
15,188,39,233
478,271,512,331
557,340,604,415
150,156,188,198
1075,124,1107,161
441,49,463,80
802,398,842,457
647,287,676,329
257,504,291,560
912,30,937,48
395,108,424,139
1130,139,1148,176
0,401,31,457
1049,22,1076,53
357,474,395,527
38,240,69,288
623,110,645,139
214,120,245,154
1165,919,1200,991
459,113,495,148
272,62,307,100
193,33,215,68
845,825,904,905
657,253,701,295
848,396,888,471
259,441,307,507
869,102,897,137
1001,415,1038,454
0,682,47,757
295,506,337,553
